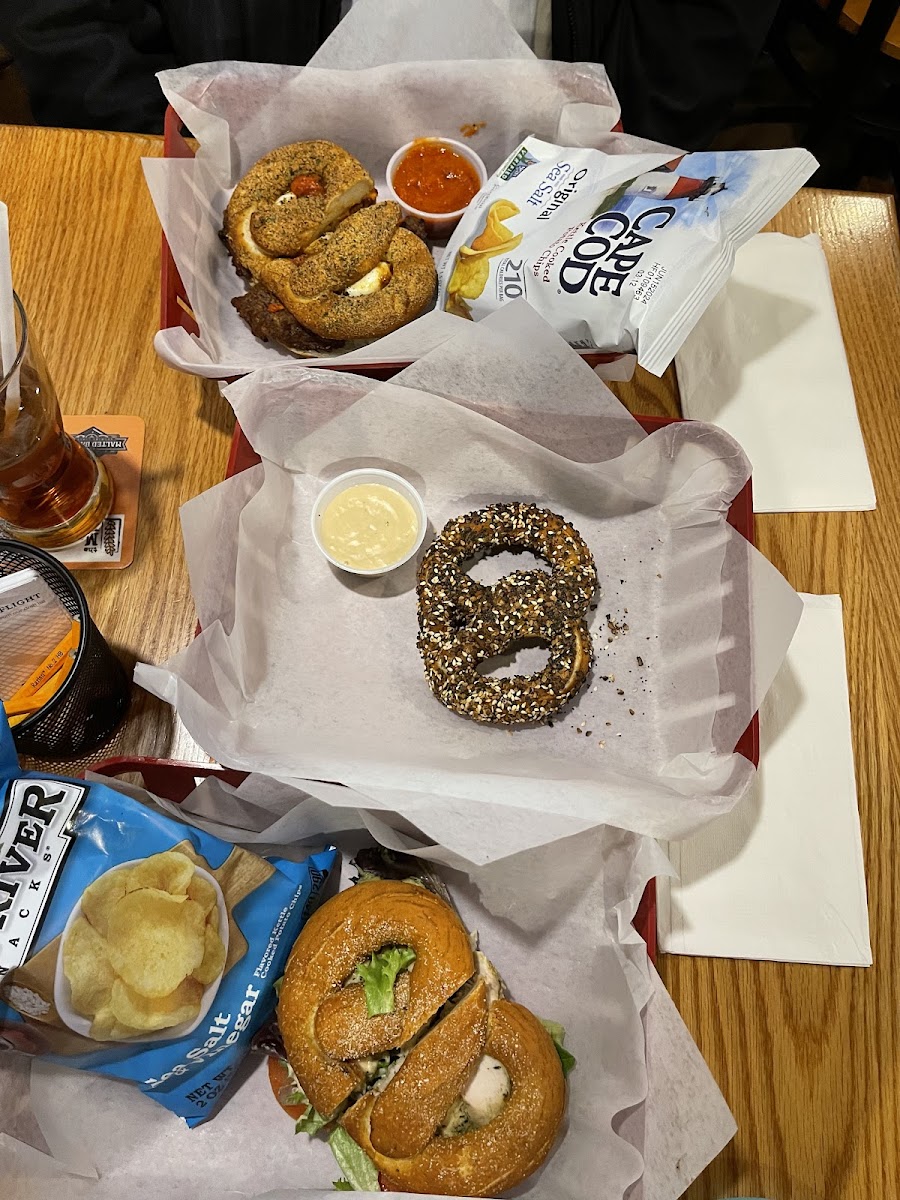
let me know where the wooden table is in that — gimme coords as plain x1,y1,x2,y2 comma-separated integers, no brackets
2,124,900,1198
0,124,234,767
613,191,900,1200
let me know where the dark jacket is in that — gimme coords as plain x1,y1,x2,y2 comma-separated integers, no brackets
0,0,778,148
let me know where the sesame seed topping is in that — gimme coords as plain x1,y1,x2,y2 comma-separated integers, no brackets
416,503,597,724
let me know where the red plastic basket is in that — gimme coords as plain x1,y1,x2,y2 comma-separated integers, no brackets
89,756,659,960
216,409,761,965
225,417,763,772
159,106,625,379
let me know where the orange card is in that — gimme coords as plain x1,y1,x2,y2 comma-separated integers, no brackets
50,417,145,570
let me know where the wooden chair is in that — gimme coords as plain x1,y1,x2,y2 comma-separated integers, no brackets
0,44,33,126
730,0,900,186
813,0,900,60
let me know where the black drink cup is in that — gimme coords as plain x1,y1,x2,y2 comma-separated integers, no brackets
0,539,130,757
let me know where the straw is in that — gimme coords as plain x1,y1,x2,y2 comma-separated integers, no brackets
0,201,21,433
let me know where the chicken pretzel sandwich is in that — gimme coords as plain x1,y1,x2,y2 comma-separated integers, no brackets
270,849,573,1195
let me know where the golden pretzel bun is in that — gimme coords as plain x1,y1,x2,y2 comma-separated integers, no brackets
315,970,411,1062
278,880,474,1119
368,978,490,1160
341,999,567,1197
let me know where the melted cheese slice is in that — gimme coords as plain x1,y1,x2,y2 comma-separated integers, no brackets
345,262,392,297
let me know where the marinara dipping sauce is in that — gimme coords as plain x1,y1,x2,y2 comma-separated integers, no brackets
393,139,480,214
387,137,486,237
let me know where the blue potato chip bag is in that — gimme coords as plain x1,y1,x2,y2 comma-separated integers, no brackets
0,716,337,1126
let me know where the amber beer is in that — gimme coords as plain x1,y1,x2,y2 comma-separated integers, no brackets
0,296,111,549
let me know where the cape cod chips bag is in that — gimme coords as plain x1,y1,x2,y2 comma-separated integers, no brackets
0,716,336,1125
438,136,817,375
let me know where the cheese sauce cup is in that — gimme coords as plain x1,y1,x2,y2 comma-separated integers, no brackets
311,469,427,577
385,138,486,239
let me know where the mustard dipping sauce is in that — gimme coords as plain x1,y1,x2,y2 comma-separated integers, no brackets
319,483,419,571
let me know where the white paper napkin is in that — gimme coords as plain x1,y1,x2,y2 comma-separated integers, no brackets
657,593,872,966
675,233,876,513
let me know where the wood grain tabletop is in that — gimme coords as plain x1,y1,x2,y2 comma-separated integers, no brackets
2,123,899,1199
0,124,234,767
614,191,900,1200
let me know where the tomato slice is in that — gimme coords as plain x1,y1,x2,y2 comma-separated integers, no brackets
267,1055,309,1121
268,1057,387,1190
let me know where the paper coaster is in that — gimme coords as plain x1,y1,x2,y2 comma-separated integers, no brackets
50,416,145,570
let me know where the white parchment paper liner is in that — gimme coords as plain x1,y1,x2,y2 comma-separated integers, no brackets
135,304,800,851
143,0,671,379
0,768,736,1199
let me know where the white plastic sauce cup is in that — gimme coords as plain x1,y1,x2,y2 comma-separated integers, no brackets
384,137,487,240
311,468,427,577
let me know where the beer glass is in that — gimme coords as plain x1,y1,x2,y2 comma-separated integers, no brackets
0,294,112,549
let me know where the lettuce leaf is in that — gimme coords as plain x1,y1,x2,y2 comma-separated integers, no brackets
539,1018,577,1077
282,1069,329,1136
328,1127,380,1191
333,1182,354,1191
355,946,416,1016
296,1105,329,1135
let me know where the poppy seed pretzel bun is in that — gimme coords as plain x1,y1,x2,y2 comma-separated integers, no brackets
278,877,568,1197
257,202,437,342
224,140,374,271
278,879,474,1118
224,140,437,346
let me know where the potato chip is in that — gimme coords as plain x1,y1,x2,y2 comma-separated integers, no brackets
445,293,474,320
187,873,218,919
81,868,129,937
90,1006,119,1040
192,920,227,987
488,198,519,223
458,231,523,262
109,977,203,1033
107,889,206,999
469,199,521,254
448,255,490,301
112,1025,142,1041
124,850,195,897
90,1006,144,1042
62,917,116,1018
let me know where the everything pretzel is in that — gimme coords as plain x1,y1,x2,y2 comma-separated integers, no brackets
416,503,597,724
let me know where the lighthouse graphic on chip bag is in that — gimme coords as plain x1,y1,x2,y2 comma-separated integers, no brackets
439,135,816,375
0,715,336,1124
